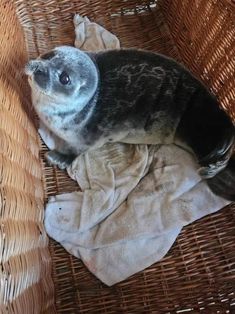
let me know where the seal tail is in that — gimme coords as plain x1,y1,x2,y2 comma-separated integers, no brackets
175,84,235,200
207,156,235,201
197,127,235,201
198,129,235,179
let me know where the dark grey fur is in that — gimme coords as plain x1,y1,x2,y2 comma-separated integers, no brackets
25,46,235,200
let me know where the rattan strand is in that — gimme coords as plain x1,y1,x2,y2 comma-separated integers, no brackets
0,2,55,313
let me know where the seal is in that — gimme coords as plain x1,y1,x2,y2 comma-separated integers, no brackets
25,46,235,200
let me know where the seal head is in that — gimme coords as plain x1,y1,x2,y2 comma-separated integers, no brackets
25,45,98,113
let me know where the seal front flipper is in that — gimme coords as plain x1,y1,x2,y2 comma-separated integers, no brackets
45,150,76,169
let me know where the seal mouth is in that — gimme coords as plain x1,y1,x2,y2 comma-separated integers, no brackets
25,61,35,75
27,75,34,89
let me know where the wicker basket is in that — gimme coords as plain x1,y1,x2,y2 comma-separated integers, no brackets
1,0,235,313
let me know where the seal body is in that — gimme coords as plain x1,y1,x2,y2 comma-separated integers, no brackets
25,46,235,200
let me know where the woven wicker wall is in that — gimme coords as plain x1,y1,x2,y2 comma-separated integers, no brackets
160,0,235,120
0,2,55,313
1,0,234,313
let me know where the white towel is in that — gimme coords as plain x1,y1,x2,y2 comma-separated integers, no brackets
43,15,230,286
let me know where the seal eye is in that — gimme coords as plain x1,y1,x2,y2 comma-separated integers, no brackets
59,71,71,85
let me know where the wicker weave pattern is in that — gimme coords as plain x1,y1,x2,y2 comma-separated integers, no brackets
1,0,234,312
0,3,54,313
161,0,235,120
14,0,179,58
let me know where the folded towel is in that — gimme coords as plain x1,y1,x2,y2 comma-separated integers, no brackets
74,14,120,51
42,15,230,286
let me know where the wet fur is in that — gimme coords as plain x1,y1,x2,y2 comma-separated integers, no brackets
25,47,235,200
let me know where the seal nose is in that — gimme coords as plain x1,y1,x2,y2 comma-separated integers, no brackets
25,60,42,75
34,67,49,89
34,68,45,76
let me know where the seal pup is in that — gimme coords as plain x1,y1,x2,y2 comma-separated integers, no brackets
25,46,235,200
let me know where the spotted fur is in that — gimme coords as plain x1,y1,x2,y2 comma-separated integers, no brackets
25,46,235,200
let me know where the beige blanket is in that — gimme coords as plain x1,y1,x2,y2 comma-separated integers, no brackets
43,15,229,286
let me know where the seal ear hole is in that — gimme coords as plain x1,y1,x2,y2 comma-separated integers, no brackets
59,71,71,85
